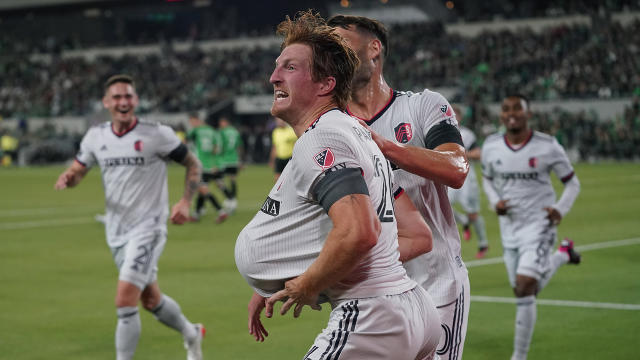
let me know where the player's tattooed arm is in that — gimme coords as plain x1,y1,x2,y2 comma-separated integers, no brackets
181,151,202,201
169,152,201,224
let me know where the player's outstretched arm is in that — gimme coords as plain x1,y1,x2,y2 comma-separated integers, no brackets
170,151,202,224
395,191,432,262
248,291,269,342
361,121,468,188
54,160,89,190
265,193,379,319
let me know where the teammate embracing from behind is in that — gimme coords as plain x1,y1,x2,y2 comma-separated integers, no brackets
328,15,470,360
482,94,581,360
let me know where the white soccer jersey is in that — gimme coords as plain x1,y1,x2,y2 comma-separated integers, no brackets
75,119,182,247
481,131,575,248
235,109,415,300
449,126,480,212
348,89,468,306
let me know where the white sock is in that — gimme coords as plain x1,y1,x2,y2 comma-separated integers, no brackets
116,306,141,360
453,210,469,227
471,216,489,248
512,295,536,360
538,251,569,290
150,294,197,341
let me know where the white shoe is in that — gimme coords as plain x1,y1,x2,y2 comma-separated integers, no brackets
184,323,205,360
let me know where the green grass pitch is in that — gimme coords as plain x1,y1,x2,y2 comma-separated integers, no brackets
1,163,638,359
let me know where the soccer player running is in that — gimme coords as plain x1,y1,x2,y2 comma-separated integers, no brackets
186,112,228,223
217,115,243,213
328,15,470,360
54,75,205,360
448,104,490,259
481,94,581,360
235,11,441,359
268,116,297,181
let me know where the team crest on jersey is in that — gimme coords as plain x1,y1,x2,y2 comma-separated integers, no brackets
134,140,143,152
394,123,413,143
529,157,538,168
314,148,335,169
440,104,453,117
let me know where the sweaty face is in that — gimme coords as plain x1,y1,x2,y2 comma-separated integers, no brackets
500,97,530,134
334,26,373,88
103,83,138,124
269,43,319,123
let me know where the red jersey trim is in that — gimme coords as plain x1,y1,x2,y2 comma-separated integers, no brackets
561,171,575,183
346,88,396,126
111,118,138,137
503,130,533,152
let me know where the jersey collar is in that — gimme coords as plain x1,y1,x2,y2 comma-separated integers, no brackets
111,117,138,137
304,108,342,134
503,130,533,152
346,88,397,126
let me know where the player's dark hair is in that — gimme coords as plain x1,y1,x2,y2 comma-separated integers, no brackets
276,10,359,110
104,74,135,92
506,93,530,110
328,14,389,58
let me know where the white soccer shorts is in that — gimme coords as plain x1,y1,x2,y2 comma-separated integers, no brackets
303,286,441,360
503,228,557,288
110,229,167,290
435,276,470,360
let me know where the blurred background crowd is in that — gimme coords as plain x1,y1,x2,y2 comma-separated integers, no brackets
1,0,638,165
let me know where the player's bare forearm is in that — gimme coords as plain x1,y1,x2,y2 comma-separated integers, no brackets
54,160,88,190
181,152,202,201
297,194,379,295
395,192,432,262
467,147,481,161
380,140,469,188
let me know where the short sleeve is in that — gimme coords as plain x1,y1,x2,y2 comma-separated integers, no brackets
481,143,493,179
290,126,361,199
412,91,463,149
156,124,183,157
75,129,97,168
549,138,574,183
415,91,460,138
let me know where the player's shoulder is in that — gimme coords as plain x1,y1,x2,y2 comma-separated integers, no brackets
531,130,556,143
395,88,447,104
483,133,504,147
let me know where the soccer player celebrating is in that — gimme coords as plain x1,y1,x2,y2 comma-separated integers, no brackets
481,94,581,360
54,75,205,360
186,112,228,223
448,104,490,259
328,15,470,360
235,11,441,359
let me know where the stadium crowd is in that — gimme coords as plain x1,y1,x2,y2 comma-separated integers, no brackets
1,4,639,163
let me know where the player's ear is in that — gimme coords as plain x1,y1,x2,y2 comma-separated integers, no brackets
369,38,382,60
318,76,336,96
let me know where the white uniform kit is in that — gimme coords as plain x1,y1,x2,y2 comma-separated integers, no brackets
449,126,480,213
75,119,184,289
348,89,470,360
235,109,440,360
481,131,577,286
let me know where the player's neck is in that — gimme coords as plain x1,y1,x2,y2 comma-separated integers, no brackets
348,74,391,120
292,102,337,137
506,128,531,145
112,117,137,134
